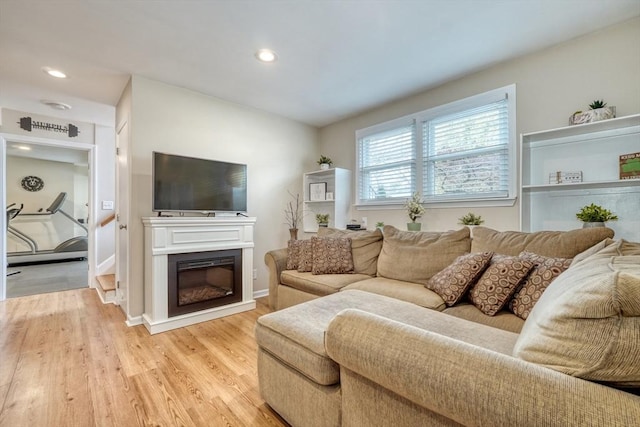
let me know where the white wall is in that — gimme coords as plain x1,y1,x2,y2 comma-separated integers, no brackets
120,76,317,318
318,17,640,232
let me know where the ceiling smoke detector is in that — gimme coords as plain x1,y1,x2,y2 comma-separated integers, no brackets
41,100,72,110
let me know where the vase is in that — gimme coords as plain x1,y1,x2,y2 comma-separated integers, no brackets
320,163,330,170
582,222,605,228
289,228,298,240
407,222,421,231
569,107,616,125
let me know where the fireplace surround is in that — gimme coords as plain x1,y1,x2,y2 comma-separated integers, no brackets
142,216,256,334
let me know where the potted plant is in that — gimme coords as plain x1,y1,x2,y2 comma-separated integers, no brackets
375,221,385,231
405,192,425,231
316,213,330,227
317,155,333,170
575,203,618,228
284,192,302,239
569,99,616,125
458,212,484,226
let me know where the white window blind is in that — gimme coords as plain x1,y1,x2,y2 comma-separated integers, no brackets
356,85,515,207
357,124,416,202
423,99,509,201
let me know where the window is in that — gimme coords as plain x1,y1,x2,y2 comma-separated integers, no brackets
356,85,516,207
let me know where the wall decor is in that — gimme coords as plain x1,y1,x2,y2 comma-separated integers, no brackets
620,152,640,180
309,182,327,201
21,175,44,192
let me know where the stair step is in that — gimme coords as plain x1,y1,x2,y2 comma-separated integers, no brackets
97,274,116,292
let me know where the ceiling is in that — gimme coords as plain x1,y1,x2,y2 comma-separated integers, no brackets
1,1,639,128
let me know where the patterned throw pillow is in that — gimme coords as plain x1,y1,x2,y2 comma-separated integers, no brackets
286,240,303,270
311,237,354,275
296,239,314,273
508,252,572,320
425,252,494,306
468,255,534,316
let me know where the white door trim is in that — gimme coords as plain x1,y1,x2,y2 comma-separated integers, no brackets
0,132,96,301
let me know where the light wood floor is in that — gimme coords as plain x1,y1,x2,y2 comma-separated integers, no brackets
0,289,288,426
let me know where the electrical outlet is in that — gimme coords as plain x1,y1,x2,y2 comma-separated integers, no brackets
102,200,114,210
361,217,368,228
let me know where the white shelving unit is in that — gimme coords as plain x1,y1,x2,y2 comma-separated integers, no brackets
302,168,351,233
520,114,640,241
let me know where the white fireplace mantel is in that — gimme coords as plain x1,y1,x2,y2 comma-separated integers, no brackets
142,216,257,334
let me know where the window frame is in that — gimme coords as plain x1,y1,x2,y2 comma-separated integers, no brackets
355,84,517,209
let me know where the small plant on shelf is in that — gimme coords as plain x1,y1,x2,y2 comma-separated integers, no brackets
458,212,484,226
317,155,333,167
575,203,618,223
589,99,607,110
316,213,330,227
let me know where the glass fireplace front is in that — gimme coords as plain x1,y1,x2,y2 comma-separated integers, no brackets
167,249,242,317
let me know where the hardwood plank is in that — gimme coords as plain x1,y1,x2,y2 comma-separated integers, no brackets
0,289,288,426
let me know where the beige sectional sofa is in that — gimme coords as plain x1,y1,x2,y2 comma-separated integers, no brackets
258,225,640,426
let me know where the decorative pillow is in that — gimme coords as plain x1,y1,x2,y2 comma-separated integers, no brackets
508,252,572,320
377,226,471,284
470,226,615,258
296,239,314,273
286,240,303,270
425,252,494,306
468,255,534,316
514,255,640,386
318,227,383,275
311,237,354,275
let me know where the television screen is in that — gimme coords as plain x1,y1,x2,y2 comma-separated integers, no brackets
153,152,247,213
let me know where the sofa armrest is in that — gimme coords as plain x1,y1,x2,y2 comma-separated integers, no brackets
264,248,288,310
325,309,640,427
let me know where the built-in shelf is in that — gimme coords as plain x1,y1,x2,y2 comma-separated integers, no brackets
302,168,351,233
520,114,640,242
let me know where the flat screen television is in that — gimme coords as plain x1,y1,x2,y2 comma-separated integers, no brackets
153,152,247,214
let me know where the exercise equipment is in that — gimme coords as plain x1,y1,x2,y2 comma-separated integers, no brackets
7,192,88,265
6,203,23,276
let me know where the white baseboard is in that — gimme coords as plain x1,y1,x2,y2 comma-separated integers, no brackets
253,289,269,299
126,315,143,327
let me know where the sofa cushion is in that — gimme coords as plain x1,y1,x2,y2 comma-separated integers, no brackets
318,227,383,275
281,270,370,297
342,277,446,311
311,236,354,275
508,252,572,320
470,226,614,258
514,248,640,386
425,251,493,306
286,239,302,270
443,303,525,333
297,239,314,272
468,255,534,316
377,225,471,285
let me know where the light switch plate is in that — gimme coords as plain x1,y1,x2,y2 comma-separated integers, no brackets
102,200,114,210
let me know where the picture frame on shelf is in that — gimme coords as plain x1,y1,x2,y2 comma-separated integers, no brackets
310,182,327,201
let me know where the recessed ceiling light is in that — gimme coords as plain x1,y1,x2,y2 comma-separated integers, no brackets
255,49,278,63
42,67,67,78
41,99,72,110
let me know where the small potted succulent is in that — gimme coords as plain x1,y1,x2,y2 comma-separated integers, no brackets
375,221,385,232
405,192,425,231
575,203,618,228
458,212,484,226
316,213,330,227
570,99,616,125
458,212,484,236
317,155,333,170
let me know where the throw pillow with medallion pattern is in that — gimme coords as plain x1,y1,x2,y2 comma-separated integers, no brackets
426,252,494,306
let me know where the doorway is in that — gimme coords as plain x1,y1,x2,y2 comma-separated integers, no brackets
2,135,95,299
